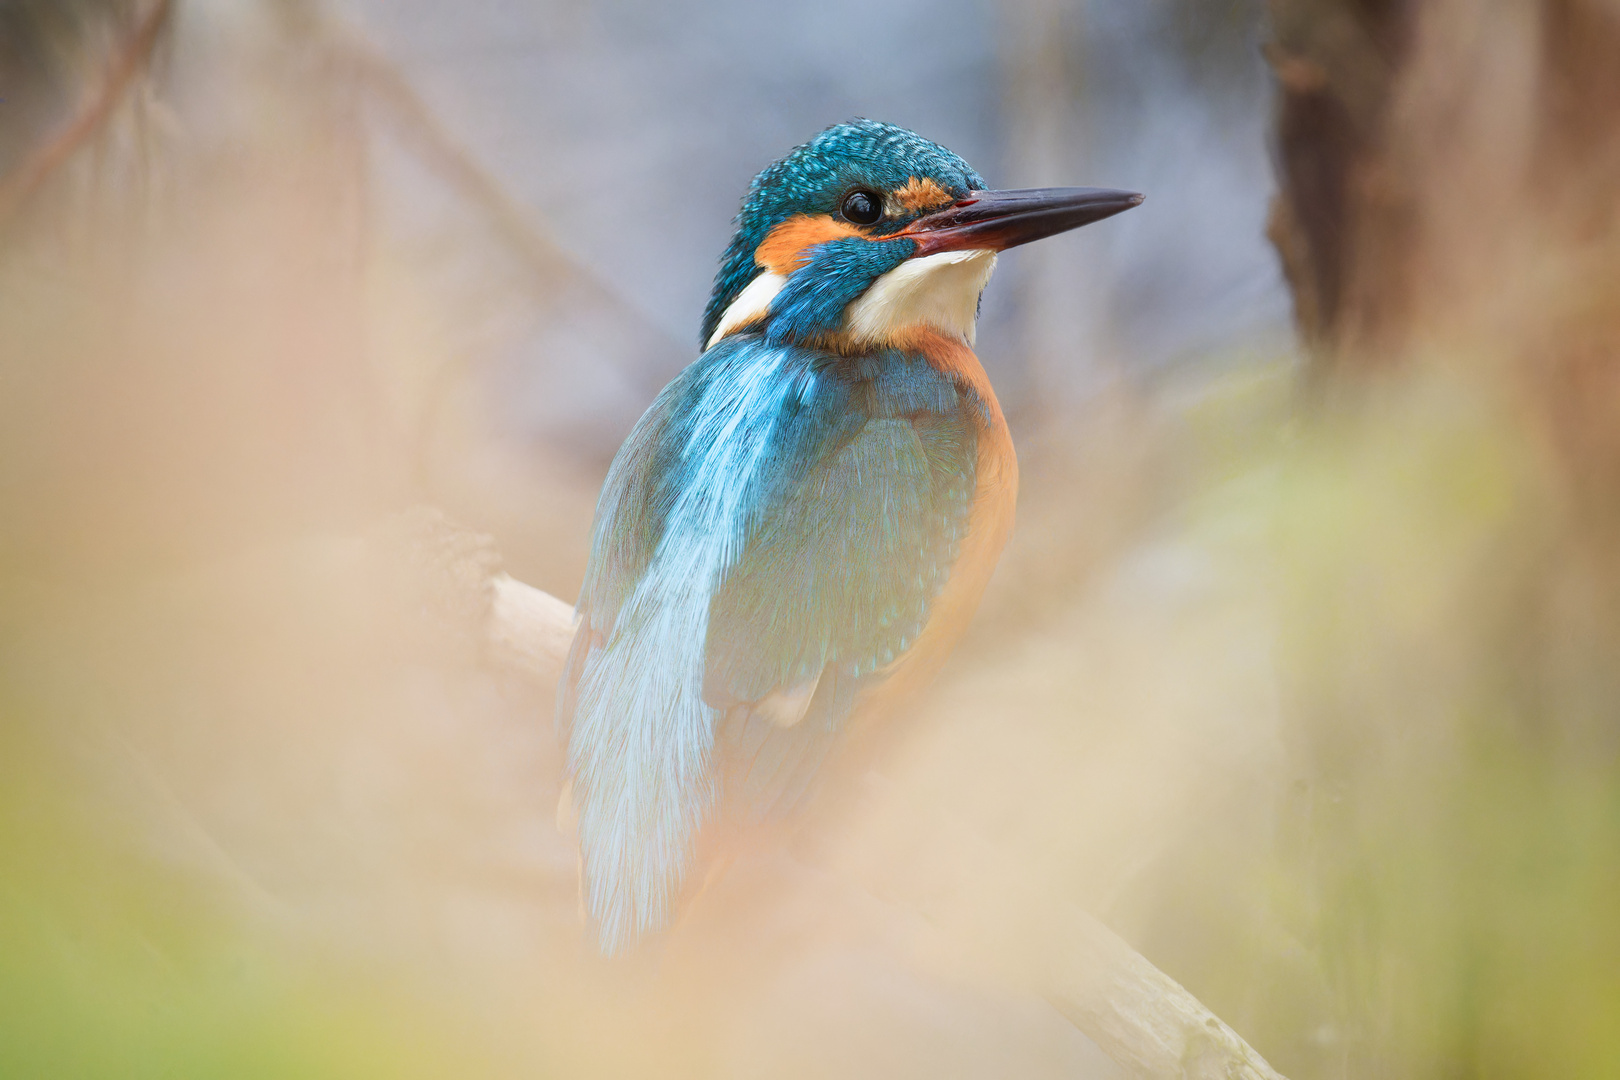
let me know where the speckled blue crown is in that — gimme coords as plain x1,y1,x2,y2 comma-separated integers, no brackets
701,120,986,347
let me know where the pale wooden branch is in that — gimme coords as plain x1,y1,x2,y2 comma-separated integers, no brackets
1045,905,1286,1079
488,573,579,687
483,570,1289,1080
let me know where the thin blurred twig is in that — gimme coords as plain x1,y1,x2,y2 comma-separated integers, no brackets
329,23,680,357
320,19,685,479
0,0,172,226
335,30,577,293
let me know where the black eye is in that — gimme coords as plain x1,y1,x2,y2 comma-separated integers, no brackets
840,189,882,225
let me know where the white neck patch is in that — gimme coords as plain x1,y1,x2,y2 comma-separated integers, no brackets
704,248,997,351
705,271,785,350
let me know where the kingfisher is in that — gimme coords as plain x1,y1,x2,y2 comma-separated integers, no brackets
560,119,1140,955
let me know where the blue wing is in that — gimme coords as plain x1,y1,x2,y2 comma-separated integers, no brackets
702,354,978,818
560,335,978,953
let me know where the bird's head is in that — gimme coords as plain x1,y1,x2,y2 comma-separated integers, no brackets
701,119,1141,353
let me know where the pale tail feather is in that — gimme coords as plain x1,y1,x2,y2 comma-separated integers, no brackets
569,598,718,954
567,343,800,954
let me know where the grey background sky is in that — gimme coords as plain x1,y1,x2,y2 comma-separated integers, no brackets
340,0,1290,452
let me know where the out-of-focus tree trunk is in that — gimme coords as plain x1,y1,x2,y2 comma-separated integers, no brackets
1265,0,1411,366
1269,0,1620,431
1264,2,1620,1077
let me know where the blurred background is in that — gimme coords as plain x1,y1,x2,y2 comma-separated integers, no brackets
1,0,1617,1077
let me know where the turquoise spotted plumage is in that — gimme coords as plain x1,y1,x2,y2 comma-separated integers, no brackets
559,119,1141,954
702,120,986,347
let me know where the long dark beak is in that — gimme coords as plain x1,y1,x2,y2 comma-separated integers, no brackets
899,187,1143,256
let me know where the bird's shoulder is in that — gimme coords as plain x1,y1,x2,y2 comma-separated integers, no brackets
562,334,992,816
699,338,984,696
578,335,988,607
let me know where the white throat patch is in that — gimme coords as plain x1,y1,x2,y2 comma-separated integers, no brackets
704,248,997,351
844,248,997,346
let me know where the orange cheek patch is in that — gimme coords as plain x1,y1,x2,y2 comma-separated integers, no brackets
893,176,953,213
754,214,864,274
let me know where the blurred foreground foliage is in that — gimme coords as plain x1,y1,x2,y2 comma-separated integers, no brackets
2,0,1619,1077
1266,374,1620,1076
1095,354,1620,1078
0,723,504,1079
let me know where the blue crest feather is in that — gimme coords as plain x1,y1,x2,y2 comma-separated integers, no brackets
700,119,985,347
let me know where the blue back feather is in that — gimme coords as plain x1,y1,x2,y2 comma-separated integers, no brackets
561,335,981,953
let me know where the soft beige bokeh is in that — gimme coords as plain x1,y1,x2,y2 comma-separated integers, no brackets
3,3,1618,1078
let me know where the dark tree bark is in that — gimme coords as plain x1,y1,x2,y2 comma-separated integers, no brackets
1268,0,1620,404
